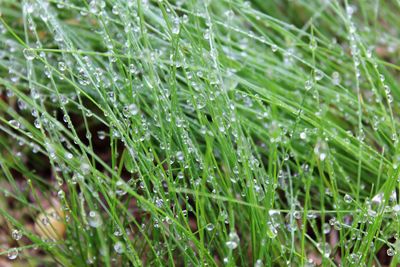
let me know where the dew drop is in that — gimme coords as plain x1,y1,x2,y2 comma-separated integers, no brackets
266,222,277,239
11,229,22,240
254,259,263,267
97,131,106,140
317,242,331,258
304,80,313,91
113,241,125,254
322,223,330,234
115,180,127,196
23,48,35,60
88,211,102,228
9,120,20,129
387,248,395,257
58,62,66,72
7,248,18,260
371,192,383,205
344,194,353,203
332,72,341,85
123,104,139,118
314,69,324,81
206,223,214,231
113,227,123,237
225,232,240,250
309,39,317,50
80,162,91,175
176,151,184,162
172,17,180,35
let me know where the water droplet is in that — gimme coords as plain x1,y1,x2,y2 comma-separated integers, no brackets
23,48,35,60
371,192,383,205
349,252,361,264
58,61,66,72
203,29,210,40
305,80,313,91
314,69,324,81
271,44,278,52
322,223,330,234
7,248,18,260
266,222,277,238
155,198,164,208
112,5,119,15
123,104,139,118
309,39,317,50
98,131,106,140
80,162,91,175
314,140,328,161
387,248,395,256
114,241,125,254
176,151,184,162
11,229,22,240
393,204,400,215
88,211,102,228
225,232,240,250
172,17,180,35
115,180,127,196
300,132,307,140
9,120,20,129
332,72,341,85
206,223,214,231
344,194,353,203
254,259,263,267
317,242,331,258
114,227,123,237
57,190,64,199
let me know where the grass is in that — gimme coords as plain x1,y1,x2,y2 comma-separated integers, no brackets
0,0,399,266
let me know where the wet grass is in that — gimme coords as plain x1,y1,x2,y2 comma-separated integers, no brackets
0,0,399,266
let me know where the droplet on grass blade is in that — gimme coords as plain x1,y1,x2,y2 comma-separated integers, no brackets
114,241,125,254
11,229,22,240
349,252,361,264
332,72,340,85
225,232,240,250
80,162,91,175
254,259,263,267
206,223,214,231
98,131,106,140
371,192,383,205
317,242,331,258
23,48,35,60
344,194,353,203
309,39,317,50
114,227,123,237
176,151,184,162
304,80,313,91
9,120,20,129
123,104,139,118
7,248,18,260
115,180,127,196
387,248,395,256
172,17,180,35
266,222,277,239
322,223,330,234
58,61,66,72
314,69,324,81
88,211,102,228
